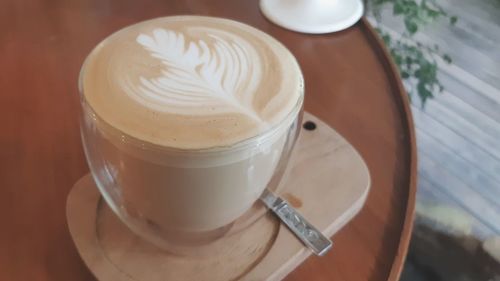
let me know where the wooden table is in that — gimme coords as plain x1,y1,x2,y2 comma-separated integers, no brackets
0,0,417,280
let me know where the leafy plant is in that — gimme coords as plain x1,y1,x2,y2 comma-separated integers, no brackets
366,0,457,106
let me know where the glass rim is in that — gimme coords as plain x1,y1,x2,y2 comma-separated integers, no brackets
77,20,305,155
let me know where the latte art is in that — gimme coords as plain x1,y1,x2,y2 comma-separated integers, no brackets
123,28,264,123
79,16,305,243
81,16,303,149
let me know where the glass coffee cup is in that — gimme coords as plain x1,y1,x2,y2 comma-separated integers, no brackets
78,16,304,253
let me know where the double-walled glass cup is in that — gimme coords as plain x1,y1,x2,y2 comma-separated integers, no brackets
79,78,304,252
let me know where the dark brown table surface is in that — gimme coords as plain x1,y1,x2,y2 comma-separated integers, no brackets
0,0,417,280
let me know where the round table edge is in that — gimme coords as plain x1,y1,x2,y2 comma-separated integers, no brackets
360,17,418,281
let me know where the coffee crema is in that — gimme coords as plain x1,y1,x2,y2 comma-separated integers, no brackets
80,16,305,240
81,15,303,150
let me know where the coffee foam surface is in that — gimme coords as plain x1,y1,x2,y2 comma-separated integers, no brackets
81,16,303,150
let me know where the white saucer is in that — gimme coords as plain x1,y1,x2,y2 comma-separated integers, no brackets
260,0,364,34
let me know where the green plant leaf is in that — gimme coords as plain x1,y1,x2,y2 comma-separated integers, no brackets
443,54,452,63
394,54,403,65
370,1,457,107
394,1,405,15
382,34,391,45
405,18,419,34
450,16,458,25
417,82,433,105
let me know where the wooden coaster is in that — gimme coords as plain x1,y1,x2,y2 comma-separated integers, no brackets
66,112,370,281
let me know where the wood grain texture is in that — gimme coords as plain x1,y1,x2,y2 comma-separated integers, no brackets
66,112,370,281
416,176,495,240
373,1,500,278
0,0,417,280
418,155,500,234
415,127,500,207
411,107,500,182
438,71,500,123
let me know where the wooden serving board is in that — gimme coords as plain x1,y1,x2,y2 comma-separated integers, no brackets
66,112,370,281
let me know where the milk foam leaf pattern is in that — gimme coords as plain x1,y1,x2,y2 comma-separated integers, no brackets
128,28,263,123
